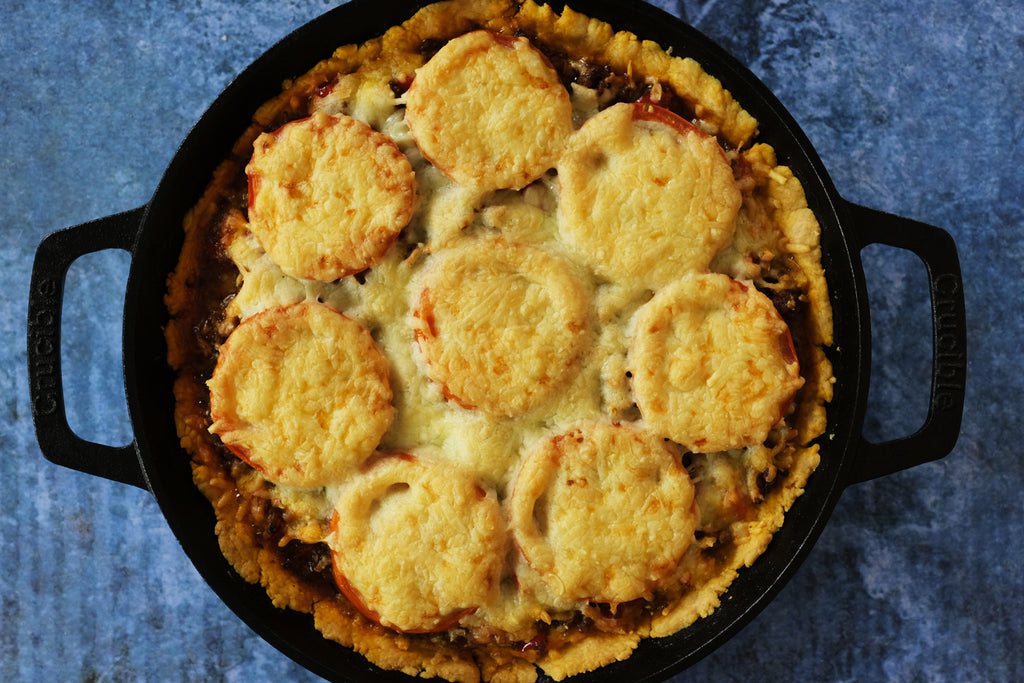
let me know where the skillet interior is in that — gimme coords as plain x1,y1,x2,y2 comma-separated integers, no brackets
122,0,869,679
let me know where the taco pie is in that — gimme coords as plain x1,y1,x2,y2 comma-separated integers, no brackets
165,1,834,680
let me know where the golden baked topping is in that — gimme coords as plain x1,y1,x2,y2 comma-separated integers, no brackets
246,112,416,281
329,451,505,633
410,237,592,417
510,421,697,605
630,273,803,453
405,29,574,190
207,302,393,487
558,102,741,288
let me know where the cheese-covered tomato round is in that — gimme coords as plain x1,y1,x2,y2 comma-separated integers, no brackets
246,112,415,282
405,30,573,190
630,273,803,453
411,237,592,418
207,302,394,487
509,421,698,605
329,452,505,633
558,102,741,289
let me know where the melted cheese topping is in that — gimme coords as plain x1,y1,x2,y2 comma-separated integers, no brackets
410,236,593,418
630,273,804,453
509,421,697,605
329,452,505,633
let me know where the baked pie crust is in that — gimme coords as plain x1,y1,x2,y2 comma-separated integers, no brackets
165,1,835,680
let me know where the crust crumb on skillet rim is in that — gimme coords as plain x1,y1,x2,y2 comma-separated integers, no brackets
164,0,836,681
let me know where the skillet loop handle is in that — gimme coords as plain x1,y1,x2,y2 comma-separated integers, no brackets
27,207,149,490
846,202,966,484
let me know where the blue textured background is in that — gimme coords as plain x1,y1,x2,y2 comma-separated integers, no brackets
3,0,1021,681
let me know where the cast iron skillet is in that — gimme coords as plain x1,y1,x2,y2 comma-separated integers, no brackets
26,0,967,680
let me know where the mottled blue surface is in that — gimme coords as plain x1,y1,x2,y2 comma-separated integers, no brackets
2,0,1021,681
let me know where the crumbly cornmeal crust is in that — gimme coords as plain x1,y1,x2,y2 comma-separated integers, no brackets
164,1,835,681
